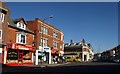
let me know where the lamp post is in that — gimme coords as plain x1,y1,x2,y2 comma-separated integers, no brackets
41,15,53,63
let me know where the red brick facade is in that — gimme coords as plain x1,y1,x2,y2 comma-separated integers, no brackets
27,18,64,51
0,2,10,45
7,19,35,46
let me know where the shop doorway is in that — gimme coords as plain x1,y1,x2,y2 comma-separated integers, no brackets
45,52,49,64
84,55,87,61
18,52,23,64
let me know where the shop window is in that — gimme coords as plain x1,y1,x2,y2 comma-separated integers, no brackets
7,49,18,63
23,51,31,63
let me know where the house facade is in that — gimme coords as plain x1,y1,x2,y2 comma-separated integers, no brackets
27,18,64,64
4,18,35,66
100,45,120,62
0,2,36,66
0,2,10,63
64,39,94,62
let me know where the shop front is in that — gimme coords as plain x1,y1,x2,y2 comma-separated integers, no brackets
51,49,65,64
35,46,51,65
51,49,59,64
4,43,35,66
0,44,3,63
0,44,7,64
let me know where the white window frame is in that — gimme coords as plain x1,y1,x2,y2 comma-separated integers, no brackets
0,13,5,23
16,22,26,30
41,37,48,47
53,31,58,38
16,33,26,44
41,25,48,35
53,41,58,49
0,30,2,39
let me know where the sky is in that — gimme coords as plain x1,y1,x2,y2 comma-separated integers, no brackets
6,2,118,53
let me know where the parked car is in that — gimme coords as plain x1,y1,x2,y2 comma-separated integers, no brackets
74,56,80,62
66,56,73,62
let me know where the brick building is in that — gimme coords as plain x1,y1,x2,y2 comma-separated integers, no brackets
100,45,120,62
0,1,10,63
64,38,94,62
27,18,64,64
0,2,35,66
4,18,35,66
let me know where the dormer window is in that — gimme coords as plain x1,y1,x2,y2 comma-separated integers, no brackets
18,22,21,27
17,22,26,30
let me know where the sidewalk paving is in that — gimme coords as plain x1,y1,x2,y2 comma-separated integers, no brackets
22,62,70,67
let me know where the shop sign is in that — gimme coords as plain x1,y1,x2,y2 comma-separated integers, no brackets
18,46,29,50
44,47,50,51
10,43,33,50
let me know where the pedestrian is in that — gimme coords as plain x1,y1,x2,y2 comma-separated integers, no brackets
53,57,56,64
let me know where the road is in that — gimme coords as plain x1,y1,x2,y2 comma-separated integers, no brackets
1,62,120,73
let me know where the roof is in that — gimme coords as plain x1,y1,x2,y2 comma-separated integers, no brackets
8,18,35,34
64,39,94,52
64,42,82,48
0,8,7,14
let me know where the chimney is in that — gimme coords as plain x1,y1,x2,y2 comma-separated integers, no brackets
82,38,85,43
70,40,73,43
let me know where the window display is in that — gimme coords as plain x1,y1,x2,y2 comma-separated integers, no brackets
7,49,18,63
23,51,31,63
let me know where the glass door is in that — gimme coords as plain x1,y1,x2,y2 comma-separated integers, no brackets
18,53,23,64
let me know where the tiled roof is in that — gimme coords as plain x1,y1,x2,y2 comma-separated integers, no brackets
8,18,34,34
12,18,23,23
64,42,82,48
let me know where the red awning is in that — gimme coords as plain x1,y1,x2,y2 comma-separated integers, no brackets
58,50,60,54
51,49,56,53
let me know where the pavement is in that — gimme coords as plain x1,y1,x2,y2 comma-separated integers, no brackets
2,62,120,72
22,62,70,67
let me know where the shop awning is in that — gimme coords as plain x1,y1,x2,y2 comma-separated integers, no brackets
51,49,56,54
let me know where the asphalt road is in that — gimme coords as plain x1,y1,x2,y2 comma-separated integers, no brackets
1,62,120,73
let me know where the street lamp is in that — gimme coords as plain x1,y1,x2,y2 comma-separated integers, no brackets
41,15,53,63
